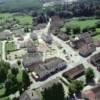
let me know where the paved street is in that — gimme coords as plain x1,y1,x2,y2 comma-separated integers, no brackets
29,34,100,90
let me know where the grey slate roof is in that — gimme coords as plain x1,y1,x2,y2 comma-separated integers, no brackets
30,57,67,80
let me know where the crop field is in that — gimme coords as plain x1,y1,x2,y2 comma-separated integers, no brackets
65,19,100,29
0,13,13,23
0,13,33,26
15,15,33,25
61,19,100,32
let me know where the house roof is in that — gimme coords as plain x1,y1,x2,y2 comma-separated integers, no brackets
83,85,100,100
30,32,38,40
71,32,94,50
79,44,96,57
27,45,37,53
63,64,85,79
58,33,69,41
94,40,100,47
0,30,12,40
23,53,43,67
30,57,67,80
90,52,100,67
34,24,46,30
78,32,93,44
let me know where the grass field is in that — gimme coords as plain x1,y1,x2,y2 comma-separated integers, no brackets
0,13,33,26
61,19,100,32
15,15,33,25
5,42,16,53
0,13,13,23
17,70,23,82
0,84,9,100
96,28,100,33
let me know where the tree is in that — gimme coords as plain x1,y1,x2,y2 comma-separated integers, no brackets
22,70,30,89
24,26,30,33
68,83,76,96
82,26,90,32
72,80,84,92
73,27,81,34
96,21,100,28
11,67,19,77
0,67,7,83
5,75,18,95
85,68,95,83
42,83,65,100
0,61,10,83
66,27,71,35
68,80,84,96
17,60,21,66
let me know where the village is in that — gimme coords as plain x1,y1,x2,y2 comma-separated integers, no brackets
0,15,100,100
0,0,100,100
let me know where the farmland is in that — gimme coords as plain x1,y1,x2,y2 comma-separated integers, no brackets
0,13,33,25
61,19,100,32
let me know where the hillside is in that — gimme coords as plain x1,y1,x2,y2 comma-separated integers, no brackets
0,0,42,12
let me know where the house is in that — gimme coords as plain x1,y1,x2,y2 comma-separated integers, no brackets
50,16,64,34
19,39,33,48
78,32,93,44
63,64,85,80
19,90,41,100
90,52,100,69
94,40,100,47
31,57,67,81
22,53,43,68
0,30,12,40
57,33,69,41
70,32,94,49
13,29,24,37
79,43,96,57
70,32,96,57
82,85,100,100
27,45,37,53
34,24,46,30
30,31,38,40
41,33,52,44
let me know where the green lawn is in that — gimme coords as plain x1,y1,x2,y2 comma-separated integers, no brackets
61,19,100,32
15,15,33,25
17,70,23,82
96,28,100,33
5,42,16,53
0,13,33,26
0,97,9,100
0,84,9,100
0,85,5,97
0,13,13,23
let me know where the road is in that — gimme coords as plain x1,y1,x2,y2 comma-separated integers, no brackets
29,34,100,90
2,41,6,61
